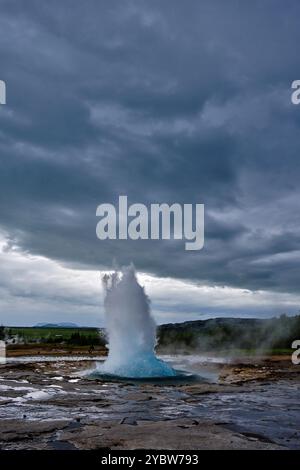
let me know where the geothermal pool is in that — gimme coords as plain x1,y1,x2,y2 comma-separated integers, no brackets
0,354,299,450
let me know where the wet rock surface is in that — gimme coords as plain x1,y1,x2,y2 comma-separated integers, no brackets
0,355,299,450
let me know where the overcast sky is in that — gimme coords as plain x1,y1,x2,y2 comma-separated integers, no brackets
1,0,300,326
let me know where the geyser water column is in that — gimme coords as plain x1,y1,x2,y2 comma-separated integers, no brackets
100,265,176,378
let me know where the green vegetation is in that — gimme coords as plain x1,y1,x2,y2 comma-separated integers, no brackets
157,314,300,354
4,326,106,347
0,325,5,340
3,314,300,356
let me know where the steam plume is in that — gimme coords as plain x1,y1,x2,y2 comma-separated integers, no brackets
100,265,176,378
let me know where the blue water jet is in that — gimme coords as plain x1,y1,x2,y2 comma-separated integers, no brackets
96,266,176,379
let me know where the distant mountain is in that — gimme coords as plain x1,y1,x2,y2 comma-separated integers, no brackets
34,322,79,328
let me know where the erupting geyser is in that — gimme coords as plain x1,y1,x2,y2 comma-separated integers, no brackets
99,265,176,378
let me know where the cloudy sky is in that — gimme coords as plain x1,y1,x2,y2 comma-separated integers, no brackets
1,0,300,326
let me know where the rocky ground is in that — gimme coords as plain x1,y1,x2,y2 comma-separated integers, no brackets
0,355,299,450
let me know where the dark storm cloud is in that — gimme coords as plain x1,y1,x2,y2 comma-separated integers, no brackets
1,0,300,297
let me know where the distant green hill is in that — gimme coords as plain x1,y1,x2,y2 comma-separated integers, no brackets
3,315,300,354
34,322,80,328
157,315,300,354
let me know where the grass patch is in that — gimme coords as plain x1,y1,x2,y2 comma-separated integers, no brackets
4,326,105,346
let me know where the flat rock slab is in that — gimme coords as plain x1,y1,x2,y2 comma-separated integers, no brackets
58,418,285,450
0,419,71,444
